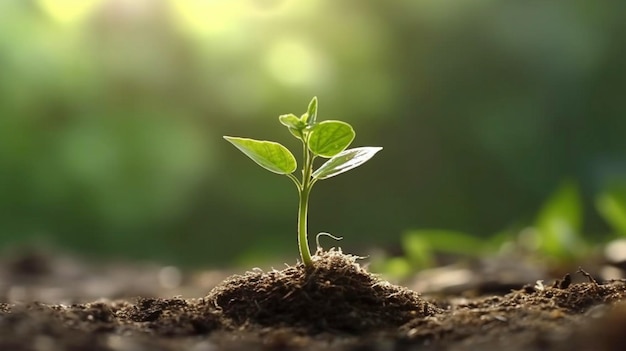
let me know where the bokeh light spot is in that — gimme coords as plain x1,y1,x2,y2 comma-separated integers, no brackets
264,39,328,87
38,0,103,25
168,0,247,37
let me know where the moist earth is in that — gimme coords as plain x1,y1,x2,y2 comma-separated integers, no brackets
1,249,626,351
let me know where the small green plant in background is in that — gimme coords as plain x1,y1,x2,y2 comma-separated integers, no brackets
224,97,382,268
532,180,586,261
596,184,626,236
375,180,590,280
374,229,508,280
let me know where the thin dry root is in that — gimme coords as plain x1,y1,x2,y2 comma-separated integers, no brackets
315,232,343,251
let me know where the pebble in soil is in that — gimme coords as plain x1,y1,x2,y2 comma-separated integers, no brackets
207,248,441,334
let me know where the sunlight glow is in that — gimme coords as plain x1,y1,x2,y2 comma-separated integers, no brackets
38,0,104,25
264,39,329,87
168,0,248,37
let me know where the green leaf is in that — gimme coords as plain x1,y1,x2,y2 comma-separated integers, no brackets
535,180,584,259
279,114,304,130
596,191,626,235
308,120,355,157
312,146,382,180
288,127,303,140
305,96,318,126
223,136,297,175
378,257,413,280
401,234,434,269
300,113,309,124
279,114,305,140
403,230,486,258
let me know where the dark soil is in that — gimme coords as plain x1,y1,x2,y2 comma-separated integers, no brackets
1,248,626,351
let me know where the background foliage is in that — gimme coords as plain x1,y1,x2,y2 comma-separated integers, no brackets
2,0,626,266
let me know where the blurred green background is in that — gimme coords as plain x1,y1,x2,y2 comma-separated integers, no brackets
2,0,626,267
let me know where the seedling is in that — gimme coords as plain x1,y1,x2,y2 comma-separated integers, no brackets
224,97,382,268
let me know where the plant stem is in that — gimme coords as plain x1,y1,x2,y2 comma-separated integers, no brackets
298,185,313,268
297,137,314,268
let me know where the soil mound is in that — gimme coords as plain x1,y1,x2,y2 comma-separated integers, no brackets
206,248,440,334
4,250,626,350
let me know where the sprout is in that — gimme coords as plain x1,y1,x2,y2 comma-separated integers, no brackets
224,97,382,268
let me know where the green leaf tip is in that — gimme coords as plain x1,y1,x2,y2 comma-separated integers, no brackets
279,113,306,140
223,136,297,175
279,114,304,129
305,96,318,126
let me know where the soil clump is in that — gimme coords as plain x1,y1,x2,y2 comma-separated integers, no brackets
209,249,439,333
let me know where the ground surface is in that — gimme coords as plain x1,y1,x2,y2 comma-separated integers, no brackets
1,248,626,351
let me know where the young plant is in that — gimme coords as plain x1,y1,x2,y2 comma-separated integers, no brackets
224,97,382,268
